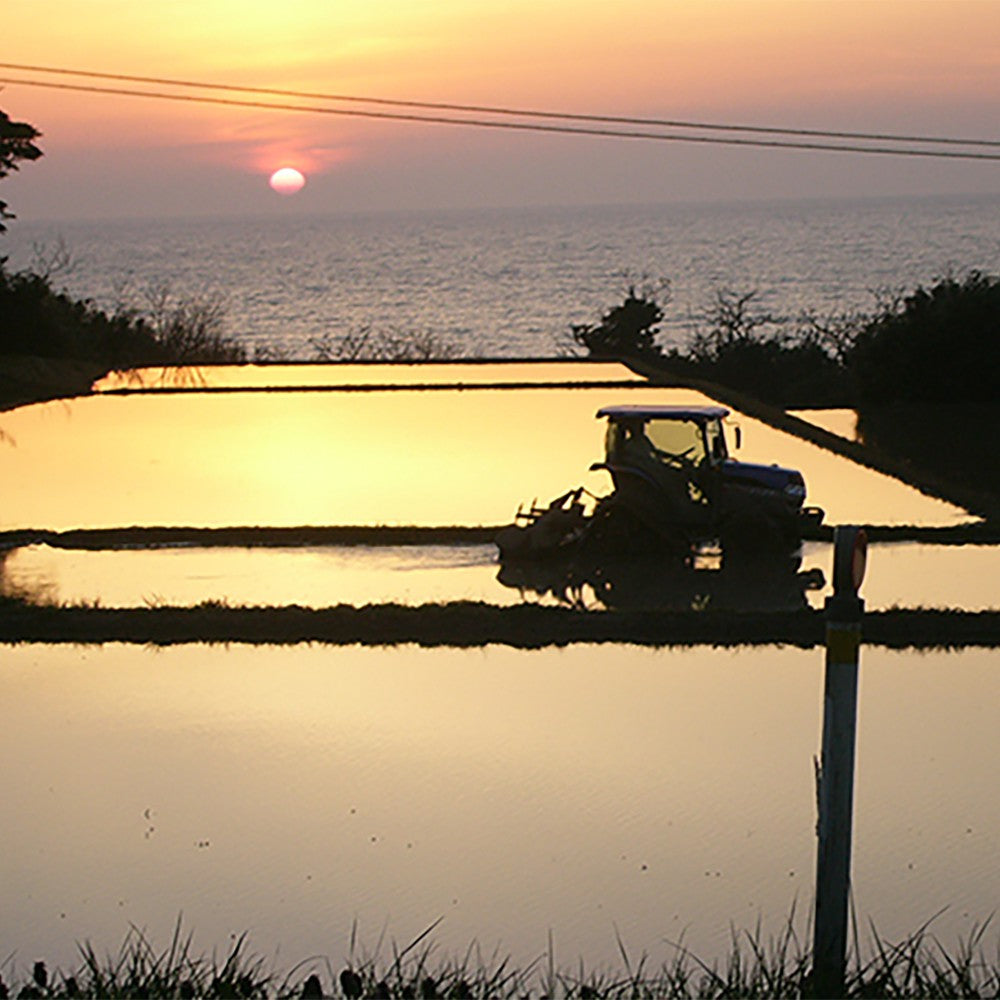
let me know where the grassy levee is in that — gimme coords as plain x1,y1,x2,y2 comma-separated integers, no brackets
0,354,109,412
0,525,505,550
5,518,1000,554
2,598,999,647
622,356,1000,524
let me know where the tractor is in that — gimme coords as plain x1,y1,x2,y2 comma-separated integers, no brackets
495,404,823,564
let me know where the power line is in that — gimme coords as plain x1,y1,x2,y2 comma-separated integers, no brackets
3,60,999,150
4,74,1000,162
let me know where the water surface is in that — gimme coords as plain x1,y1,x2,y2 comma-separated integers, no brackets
2,642,997,975
4,540,998,612
9,196,1000,357
0,382,969,531
790,408,859,441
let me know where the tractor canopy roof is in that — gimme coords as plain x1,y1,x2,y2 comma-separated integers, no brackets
596,404,731,422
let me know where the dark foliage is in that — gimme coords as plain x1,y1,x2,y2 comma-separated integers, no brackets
668,336,851,408
1,265,156,363
0,263,246,365
3,913,1000,997
339,969,363,998
848,271,1000,403
569,284,666,359
300,973,323,998
858,401,1000,502
669,288,853,407
0,108,43,233
575,274,999,413
569,285,855,406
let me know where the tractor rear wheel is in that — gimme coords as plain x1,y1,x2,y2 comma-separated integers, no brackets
582,498,690,557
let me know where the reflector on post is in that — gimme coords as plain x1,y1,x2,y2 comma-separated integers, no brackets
832,525,867,595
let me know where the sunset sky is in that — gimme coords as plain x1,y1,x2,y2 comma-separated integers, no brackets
3,0,1000,220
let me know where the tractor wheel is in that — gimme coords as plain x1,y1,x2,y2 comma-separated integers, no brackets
580,500,647,554
582,499,690,558
721,511,800,563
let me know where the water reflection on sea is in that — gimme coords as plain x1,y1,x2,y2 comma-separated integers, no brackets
2,642,997,975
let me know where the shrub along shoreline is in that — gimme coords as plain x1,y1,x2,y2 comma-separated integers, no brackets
0,257,246,411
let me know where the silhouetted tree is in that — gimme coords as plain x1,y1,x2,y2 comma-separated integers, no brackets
847,270,1000,403
668,287,852,407
569,282,668,359
0,108,43,232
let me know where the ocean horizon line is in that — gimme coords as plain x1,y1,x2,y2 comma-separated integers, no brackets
9,186,1000,231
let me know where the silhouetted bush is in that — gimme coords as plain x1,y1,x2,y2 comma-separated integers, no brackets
0,261,246,365
848,271,1000,403
309,324,460,361
665,288,853,407
572,272,1000,412
567,284,855,405
670,336,852,408
568,282,667,359
0,108,43,233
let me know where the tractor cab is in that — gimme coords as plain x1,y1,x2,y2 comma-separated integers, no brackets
594,404,812,550
599,404,732,473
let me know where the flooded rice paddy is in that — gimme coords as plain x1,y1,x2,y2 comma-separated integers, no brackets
3,361,997,973
4,540,1000,612
791,408,860,442
3,641,998,974
0,361,985,615
0,366,970,531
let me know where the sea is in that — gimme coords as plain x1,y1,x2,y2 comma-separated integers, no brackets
4,193,1000,358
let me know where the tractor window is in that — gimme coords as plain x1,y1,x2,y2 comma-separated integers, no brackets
605,421,624,459
645,419,706,464
704,419,728,464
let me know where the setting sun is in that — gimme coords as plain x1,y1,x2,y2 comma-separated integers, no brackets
268,167,306,195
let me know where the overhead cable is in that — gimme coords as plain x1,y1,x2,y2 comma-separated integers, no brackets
3,60,999,150
3,75,1000,162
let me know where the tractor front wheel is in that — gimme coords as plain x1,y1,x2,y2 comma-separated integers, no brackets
720,511,800,562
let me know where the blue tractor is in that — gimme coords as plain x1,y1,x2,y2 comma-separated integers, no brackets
496,404,823,562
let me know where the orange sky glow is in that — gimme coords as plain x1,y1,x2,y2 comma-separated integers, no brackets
3,0,1000,218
